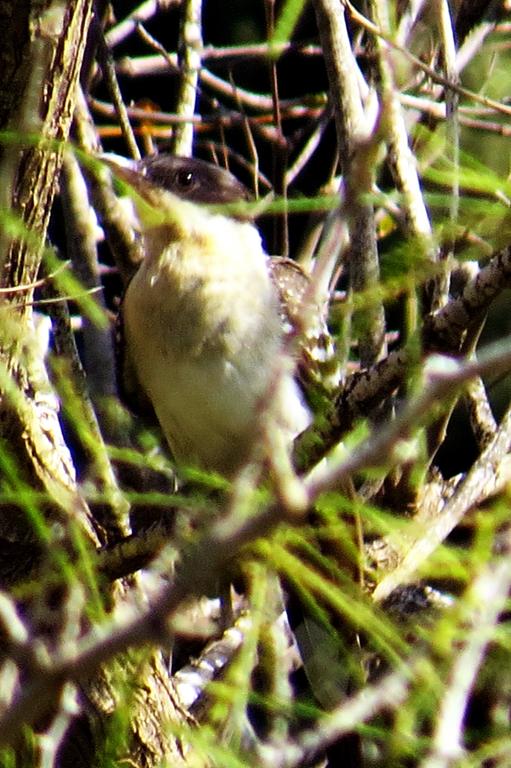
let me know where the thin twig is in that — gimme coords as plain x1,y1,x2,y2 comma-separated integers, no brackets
465,374,497,450
260,665,410,768
307,340,511,501
105,0,181,48
94,16,140,160
421,555,511,768
171,0,202,156
373,397,511,602
372,0,433,246
346,0,511,119
313,0,385,367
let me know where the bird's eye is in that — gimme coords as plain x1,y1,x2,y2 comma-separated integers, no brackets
176,169,194,188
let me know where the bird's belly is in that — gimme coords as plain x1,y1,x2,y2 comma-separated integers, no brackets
123,255,311,475
146,353,270,474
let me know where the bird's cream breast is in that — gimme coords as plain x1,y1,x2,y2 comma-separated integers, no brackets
134,213,280,355
121,209,296,472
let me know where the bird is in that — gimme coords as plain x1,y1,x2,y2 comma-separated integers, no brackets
109,154,339,477
108,155,347,717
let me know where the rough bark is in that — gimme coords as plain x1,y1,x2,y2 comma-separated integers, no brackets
0,3,193,766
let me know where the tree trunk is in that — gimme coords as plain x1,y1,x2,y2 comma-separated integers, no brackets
0,3,194,765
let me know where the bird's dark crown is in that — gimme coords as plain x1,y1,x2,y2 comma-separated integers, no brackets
138,155,251,207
